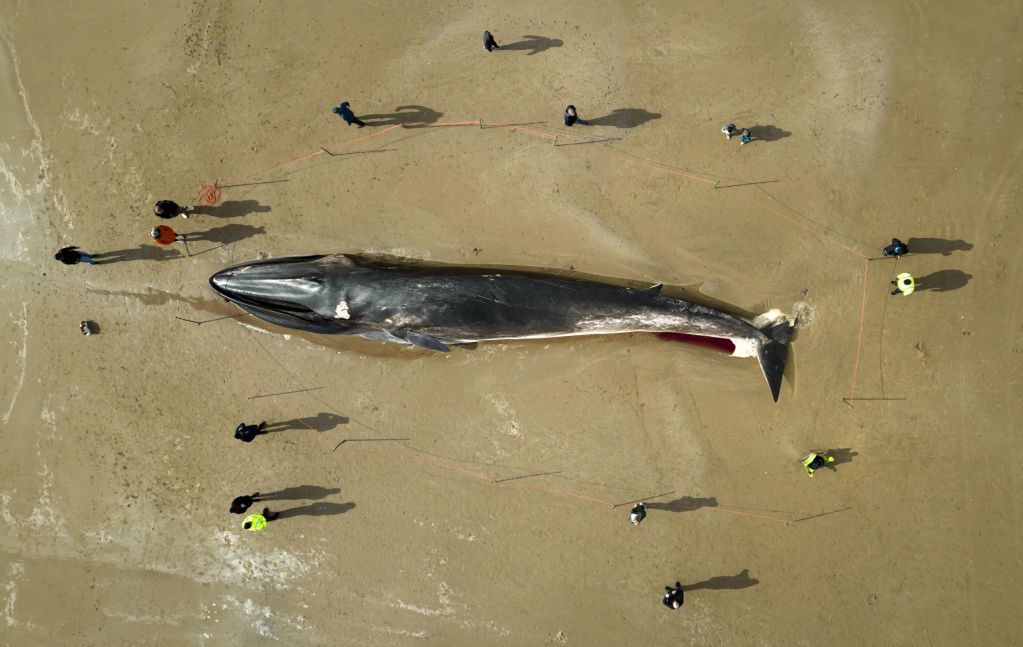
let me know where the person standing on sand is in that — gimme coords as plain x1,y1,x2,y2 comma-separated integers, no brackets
663,582,684,609
231,493,264,514
483,30,500,52
722,123,736,140
740,128,752,145
564,105,585,126
235,421,268,443
890,273,915,296
882,238,909,258
154,200,194,219
332,101,366,128
242,507,279,532
629,502,647,525
54,246,96,265
801,451,835,477
150,225,185,245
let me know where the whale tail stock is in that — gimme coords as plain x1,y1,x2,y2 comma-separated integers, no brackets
755,316,793,402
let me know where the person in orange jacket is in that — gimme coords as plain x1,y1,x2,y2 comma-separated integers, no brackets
150,225,186,245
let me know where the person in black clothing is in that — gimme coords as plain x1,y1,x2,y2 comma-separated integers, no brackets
332,101,366,127
882,238,909,257
230,493,265,514
483,30,500,52
564,105,585,126
154,200,193,219
629,502,647,526
235,421,268,443
663,582,684,609
54,246,96,265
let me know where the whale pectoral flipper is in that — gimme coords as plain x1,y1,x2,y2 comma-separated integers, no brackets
397,330,451,352
359,330,411,345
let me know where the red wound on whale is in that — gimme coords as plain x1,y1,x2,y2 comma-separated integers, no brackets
657,332,736,354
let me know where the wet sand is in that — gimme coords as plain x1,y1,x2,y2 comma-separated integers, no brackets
1,1,1021,644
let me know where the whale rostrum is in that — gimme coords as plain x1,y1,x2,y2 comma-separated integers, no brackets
209,254,793,401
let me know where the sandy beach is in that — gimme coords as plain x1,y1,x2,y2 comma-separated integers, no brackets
1,1,1021,644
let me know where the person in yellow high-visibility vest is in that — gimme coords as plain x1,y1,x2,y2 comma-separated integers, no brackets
243,507,278,532
890,273,915,296
801,452,835,478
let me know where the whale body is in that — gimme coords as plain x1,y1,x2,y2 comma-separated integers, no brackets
209,254,792,401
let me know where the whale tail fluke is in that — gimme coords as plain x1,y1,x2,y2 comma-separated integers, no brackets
755,315,792,402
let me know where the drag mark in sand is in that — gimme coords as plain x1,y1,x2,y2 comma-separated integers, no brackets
3,302,28,425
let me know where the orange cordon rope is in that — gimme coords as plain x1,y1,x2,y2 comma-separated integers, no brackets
729,192,865,257
196,124,405,205
198,183,223,206
593,149,718,186
409,120,483,128
503,125,558,141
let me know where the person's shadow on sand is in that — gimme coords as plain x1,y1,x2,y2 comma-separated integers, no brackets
500,35,563,55
276,501,355,519
916,270,972,293
586,108,661,128
192,200,271,219
906,238,973,256
260,485,341,501
263,413,350,434
359,105,443,127
647,496,718,513
93,245,184,264
686,569,759,591
185,224,266,245
748,125,791,142
824,448,857,469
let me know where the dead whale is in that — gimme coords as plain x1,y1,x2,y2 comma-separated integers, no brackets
209,254,792,401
